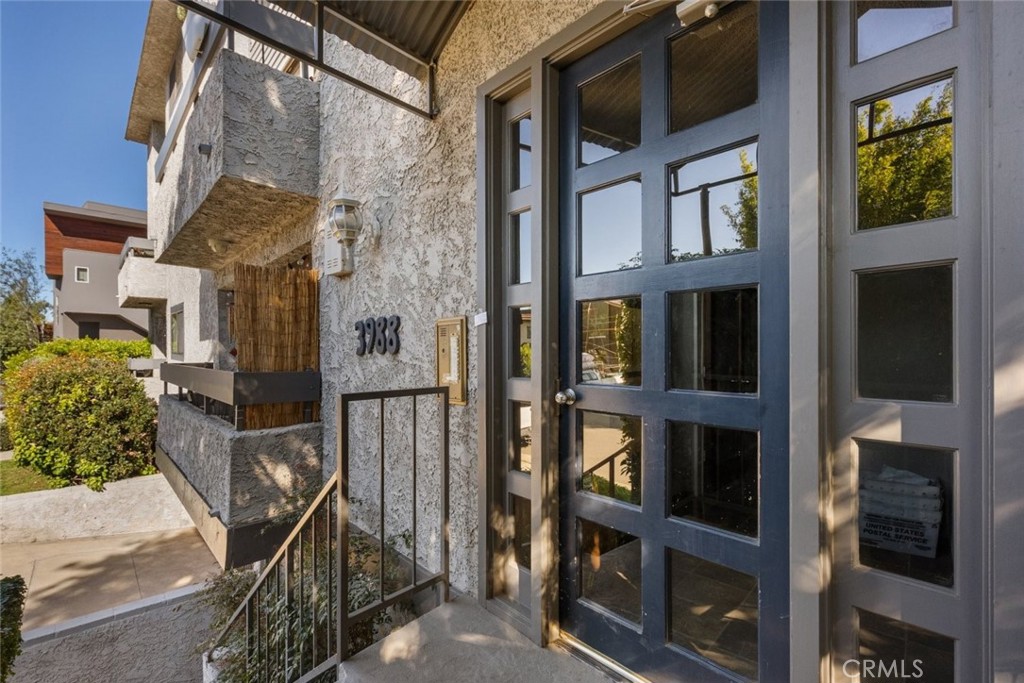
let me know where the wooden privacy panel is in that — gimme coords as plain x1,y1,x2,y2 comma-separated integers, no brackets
233,263,320,429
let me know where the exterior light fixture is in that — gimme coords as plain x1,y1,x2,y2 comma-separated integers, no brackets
325,196,363,277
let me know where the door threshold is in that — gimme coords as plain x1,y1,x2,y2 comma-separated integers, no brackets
552,634,651,683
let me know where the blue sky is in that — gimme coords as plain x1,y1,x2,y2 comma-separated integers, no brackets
1,0,150,270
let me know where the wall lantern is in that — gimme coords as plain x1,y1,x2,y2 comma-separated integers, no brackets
325,196,363,277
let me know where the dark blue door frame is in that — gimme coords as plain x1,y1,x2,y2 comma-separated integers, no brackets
556,4,790,681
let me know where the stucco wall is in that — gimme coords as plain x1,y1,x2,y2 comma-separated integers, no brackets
316,0,601,595
156,396,322,525
151,47,318,271
148,127,222,365
10,592,212,683
0,473,192,544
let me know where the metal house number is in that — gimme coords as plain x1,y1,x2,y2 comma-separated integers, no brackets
354,316,401,355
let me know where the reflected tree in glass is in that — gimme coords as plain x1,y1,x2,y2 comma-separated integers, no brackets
615,300,642,501
857,79,953,230
722,148,758,251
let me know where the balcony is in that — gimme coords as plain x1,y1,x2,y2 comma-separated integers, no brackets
155,362,323,568
117,237,171,309
152,48,319,270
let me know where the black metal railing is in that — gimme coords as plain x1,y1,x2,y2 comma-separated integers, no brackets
161,362,320,429
582,444,630,496
207,386,450,682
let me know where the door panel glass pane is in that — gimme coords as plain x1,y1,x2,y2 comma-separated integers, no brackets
669,288,758,393
669,550,758,680
580,411,642,505
857,78,953,231
857,610,954,683
511,211,531,284
580,56,641,165
580,179,642,275
671,142,758,261
857,265,953,402
856,1,953,62
670,0,758,134
579,519,641,623
669,422,758,536
510,494,531,569
511,115,532,190
511,402,532,473
857,440,954,587
511,306,532,378
580,297,642,386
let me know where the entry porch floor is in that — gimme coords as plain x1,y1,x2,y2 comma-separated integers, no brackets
338,597,612,683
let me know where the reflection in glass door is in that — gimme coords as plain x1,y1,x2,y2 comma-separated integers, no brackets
557,3,789,681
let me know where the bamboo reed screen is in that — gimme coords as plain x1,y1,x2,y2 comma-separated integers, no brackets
233,263,320,430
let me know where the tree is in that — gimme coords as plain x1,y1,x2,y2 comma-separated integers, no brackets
721,148,758,250
0,248,49,369
856,83,953,230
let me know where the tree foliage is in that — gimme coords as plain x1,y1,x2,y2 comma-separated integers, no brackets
721,82,953,238
857,83,953,230
3,354,157,491
0,248,49,370
0,575,27,683
721,149,758,249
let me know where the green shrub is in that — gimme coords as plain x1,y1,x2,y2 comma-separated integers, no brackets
3,338,150,375
3,354,157,491
0,419,10,451
0,575,27,683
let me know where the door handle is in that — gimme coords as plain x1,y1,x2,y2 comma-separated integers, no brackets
554,388,577,406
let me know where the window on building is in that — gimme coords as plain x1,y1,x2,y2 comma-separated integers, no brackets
74,266,90,283
170,304,184,359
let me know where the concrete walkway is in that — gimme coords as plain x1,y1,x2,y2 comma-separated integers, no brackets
0,527,220,630
339,597,612,683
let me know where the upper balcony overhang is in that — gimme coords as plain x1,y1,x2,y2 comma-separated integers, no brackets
118,237,169,309
153,48,320,269
169,0,470,120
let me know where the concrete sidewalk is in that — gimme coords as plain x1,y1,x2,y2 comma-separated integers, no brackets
0,527,220,630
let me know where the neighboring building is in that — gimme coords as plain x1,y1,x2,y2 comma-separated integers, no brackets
43,201,149,341
123,1,1024,681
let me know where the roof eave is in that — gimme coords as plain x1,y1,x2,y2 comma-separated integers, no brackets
125,0,182,144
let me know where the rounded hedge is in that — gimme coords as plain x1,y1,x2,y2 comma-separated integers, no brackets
3,354,157,491
3,338,151,374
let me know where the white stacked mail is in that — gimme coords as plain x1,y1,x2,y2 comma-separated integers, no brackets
858,465,942,559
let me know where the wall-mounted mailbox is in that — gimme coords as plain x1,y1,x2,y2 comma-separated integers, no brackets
436,317,467,405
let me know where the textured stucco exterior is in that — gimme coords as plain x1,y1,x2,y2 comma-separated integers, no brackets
151,48,319,270
118,252,174,307
0,474,192,544
156,396,322,526
316,0,601,595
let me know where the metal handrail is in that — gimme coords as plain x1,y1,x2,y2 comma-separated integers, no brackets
582,444,631,495
206,385,450,682
161,362,321,429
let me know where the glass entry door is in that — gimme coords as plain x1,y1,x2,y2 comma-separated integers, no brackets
556,4,789,681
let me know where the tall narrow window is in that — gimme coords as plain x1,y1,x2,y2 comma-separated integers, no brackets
170,304,185,359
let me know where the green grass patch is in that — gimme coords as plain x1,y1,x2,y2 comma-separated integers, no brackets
0,459,52,496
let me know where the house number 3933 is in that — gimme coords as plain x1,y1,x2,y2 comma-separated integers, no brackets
354,316,401,355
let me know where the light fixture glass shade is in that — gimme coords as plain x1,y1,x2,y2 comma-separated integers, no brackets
328,198,363,242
